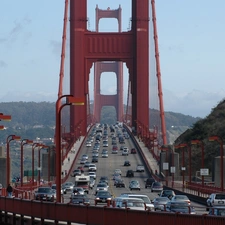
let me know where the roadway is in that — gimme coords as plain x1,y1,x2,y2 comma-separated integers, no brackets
61,124,208,215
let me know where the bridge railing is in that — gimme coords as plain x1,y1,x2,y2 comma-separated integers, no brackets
1,196,224,225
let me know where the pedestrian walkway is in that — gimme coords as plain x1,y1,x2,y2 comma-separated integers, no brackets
61,136,85,179
133,136,160,179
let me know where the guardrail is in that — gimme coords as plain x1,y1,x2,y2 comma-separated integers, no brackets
1,197,225,225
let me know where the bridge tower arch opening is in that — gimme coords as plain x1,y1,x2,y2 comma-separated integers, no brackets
70,0,150,137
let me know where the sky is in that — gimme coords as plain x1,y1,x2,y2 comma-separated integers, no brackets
0,0,225,118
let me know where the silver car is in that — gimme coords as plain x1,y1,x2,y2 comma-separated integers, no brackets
129,180,141,191
63,182,74,192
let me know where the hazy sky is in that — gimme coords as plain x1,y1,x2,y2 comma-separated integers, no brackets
0,0,225,118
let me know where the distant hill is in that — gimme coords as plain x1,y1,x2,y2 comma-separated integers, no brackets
0,102,200,144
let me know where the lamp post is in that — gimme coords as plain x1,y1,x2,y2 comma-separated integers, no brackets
55,95,84,202
6,135,21,185
32,143,48,186
191,140,205,187
176,143,189,189
209,136,224,191
20,139,33,186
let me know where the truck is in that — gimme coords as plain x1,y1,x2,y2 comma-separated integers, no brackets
74,174,90,194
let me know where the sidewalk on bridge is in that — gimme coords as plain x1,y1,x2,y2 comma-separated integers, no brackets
133,136,160,178
61,136,85,178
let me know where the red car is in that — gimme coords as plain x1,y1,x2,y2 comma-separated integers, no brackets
131,148,137,154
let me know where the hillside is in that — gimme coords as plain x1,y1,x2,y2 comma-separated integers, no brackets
174,98,225,177
0,102,200,144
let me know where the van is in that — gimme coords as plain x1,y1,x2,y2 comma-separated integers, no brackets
120,193,154,211
113,196,146,211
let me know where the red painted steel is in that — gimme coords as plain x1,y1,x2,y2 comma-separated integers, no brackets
1,197,225,225
151,0,167,144
93,6,123,122
70,0,150,136
58,0,69,98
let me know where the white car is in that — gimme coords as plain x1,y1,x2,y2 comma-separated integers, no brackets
86,141,92,147
88,164,97,172
136,164,145,172
122,149,129,156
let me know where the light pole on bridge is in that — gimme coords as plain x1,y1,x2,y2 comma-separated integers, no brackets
6,135,21,185
55,95,84,202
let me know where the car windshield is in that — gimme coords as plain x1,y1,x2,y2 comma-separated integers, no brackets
215,194,225,199
170,202,189,209
38,188,51,193
97,191,110,197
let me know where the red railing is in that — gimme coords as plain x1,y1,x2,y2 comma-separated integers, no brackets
0,197,224,225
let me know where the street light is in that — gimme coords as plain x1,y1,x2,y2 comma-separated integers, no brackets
32,143,48,186
6,135,21,185
191,140,205,187
55,95,84,202
209,136,224,191
20,139,33,186
175,143,189,189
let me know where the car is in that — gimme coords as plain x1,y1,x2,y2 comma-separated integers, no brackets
151,182,163,192
72,187,85,195
92,156,98,163
95,190,112,205
152,197,170,211
99,176,109,185
88,164,97,172
131,148,137,154
129,180,140,191
165,201,196,214
114,169,122,175
95,183,108,194
113,197,146,211
145,177,155,188
71,169,81,177
159,190,176,200
170,195,191,205
122,149,129,156
63,182,74,192
136,164,144,172
86,142,92,147
88,171,96,180
208,206,225,216
126,170,134,177
92,151,99,157
120,194,154,211
70,194,90,205
206,193,225,209
102,141,108,147
101,152,108,158
113,173,121,180
124,160,130,166
115,180,125,188
81,154,88,160
34,187,55,202
112,146,118,154
80,158,87,164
